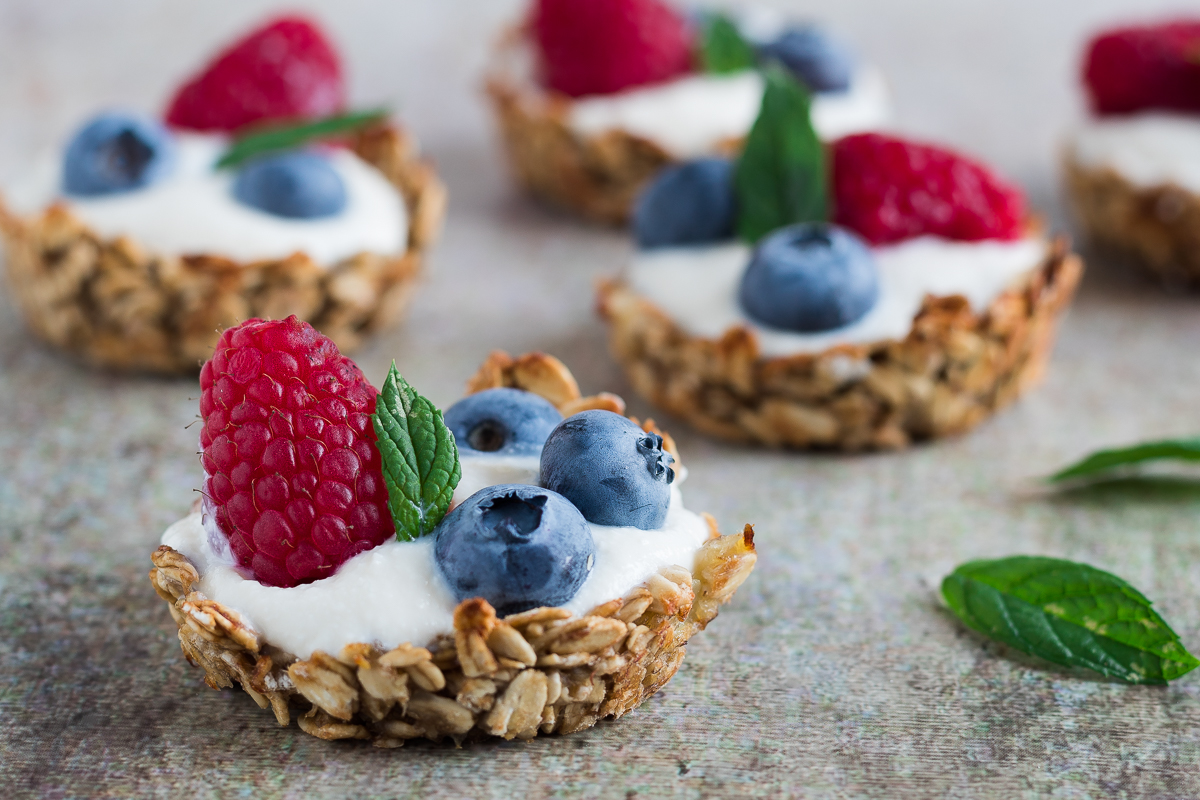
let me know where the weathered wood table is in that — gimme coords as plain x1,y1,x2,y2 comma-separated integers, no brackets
3,0,1199,796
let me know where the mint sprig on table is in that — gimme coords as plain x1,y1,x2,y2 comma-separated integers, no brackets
943,556,1199,684
371,362,461,542
734,65,827,243
216,108,388,169
700,14,757,74
1049,437,1200,482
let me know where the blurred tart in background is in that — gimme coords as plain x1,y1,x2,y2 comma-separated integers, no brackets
1065,19,1200,287
486,0,888,223
600,68,1082,449
0,15,444,373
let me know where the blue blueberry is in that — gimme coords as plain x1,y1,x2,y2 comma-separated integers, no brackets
232,151,347,219
760,26,855,93
539,410,674,530
62,111,177,197
434,484,595,615
443,388,564,457
739,222,879,333
633,158,737,250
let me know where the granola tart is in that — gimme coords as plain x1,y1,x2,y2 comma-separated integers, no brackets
598,239,1083,450
485,11,888,225
151,345,757,745
0,122,445,374
1065,20,1200,287
601,105,1084,450
0,15,447,373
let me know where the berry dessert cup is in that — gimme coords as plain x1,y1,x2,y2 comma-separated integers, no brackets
150,319,756,745
599,69,1083,450
486,0,888,223
1065,19,1200,286
0,16,445,373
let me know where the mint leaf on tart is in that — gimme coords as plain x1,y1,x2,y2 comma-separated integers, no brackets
942,556,1199,685
216,108,389,169
372,362,461,542
701,15,757,74
734,65,827,243
1049,437,1200,483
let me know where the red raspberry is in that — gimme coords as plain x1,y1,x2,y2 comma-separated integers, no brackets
165,15,344,132
532,0,695,98
832,133,1026,245
199,316,392,588
1083,20,1200,115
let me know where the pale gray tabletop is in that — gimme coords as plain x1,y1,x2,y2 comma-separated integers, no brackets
4,0,1200,797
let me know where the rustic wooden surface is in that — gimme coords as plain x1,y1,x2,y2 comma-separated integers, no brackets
4,0,1200,797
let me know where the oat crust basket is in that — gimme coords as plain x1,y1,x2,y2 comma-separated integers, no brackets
150,352,758,746
484,27,735,225
598,238,1084,450
1064,152,1200,287
0,123,447,373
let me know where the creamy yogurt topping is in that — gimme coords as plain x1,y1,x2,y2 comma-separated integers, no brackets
627,236,1046,357
568,68,889,159
5,133,407,265
1071,113,1200,195
161,454,710,659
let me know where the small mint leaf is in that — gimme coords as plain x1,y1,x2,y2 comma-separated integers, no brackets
371,362,461,542
734,65,827,243
942,556,1200,684
701,15,757,74
216,108,389,169
1049,437,1200,482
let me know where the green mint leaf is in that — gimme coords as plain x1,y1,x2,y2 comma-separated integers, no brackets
216,108,389,169
942,556,1199,685
371,362,461,542
701,15,757,74
1049,437,1200,482
734,65,827,243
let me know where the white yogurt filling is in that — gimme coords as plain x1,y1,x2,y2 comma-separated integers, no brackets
161,454,709,659
1071,113,1200,195
567,67,890,159
4,133,407,265
627,236,1046,357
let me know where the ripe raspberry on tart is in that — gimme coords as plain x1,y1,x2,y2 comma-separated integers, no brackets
0,15,444,373
531,0,694,98
152,323,757,744
485,0,890,223
832,133,1026,245
199,317,392,587
166,15,346,133
600,68,1083,450
1066,18,1200,285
